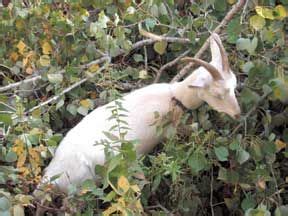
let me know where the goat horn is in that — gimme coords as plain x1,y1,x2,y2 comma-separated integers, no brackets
211,34,230,73
181,57,223,80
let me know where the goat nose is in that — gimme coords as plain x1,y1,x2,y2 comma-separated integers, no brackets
234,114,241,119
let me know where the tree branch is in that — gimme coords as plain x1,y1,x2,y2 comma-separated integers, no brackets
171,0,247,83
0,56,110,93
25,65,107,115
0,37,191,93
230,91,271,136
154,49,191,83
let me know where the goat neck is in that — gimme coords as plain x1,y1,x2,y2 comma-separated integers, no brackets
170,73,205,110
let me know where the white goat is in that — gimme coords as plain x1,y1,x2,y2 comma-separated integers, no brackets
39,33,241,193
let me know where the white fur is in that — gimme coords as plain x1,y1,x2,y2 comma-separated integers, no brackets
40,34,241,193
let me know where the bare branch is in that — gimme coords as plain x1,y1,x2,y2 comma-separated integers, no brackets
25,65,107,115
0,56,110,93
171,0,247,83
0,36,190,93
154,49,191,83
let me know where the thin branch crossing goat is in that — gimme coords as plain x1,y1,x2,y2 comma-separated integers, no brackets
38,33,241,193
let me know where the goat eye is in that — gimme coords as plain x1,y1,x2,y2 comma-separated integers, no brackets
217,94,225,100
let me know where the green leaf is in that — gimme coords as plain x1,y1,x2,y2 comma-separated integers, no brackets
5,151,17,162
103,131,119,141
275,205,288,216
241,193,256,211
133,54,143,62
77,106,89,116
47,74,63,84
240,88,260,105
214,146,229,162
214,0,227,12
269,78,288,103
236,37,258,55
249,15,266,31
150,4,159,17
144,18,157,30
56,99,64,110
0,196,10,211
218,168,239,184
242,61,254,73
188,151,208,174
66,104,78,116
227,17,241,43
237,148,250,164
153,41,167,55
0,114,12,126
159,3,168,15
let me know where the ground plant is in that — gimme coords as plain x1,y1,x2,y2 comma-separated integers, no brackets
0,0,287,215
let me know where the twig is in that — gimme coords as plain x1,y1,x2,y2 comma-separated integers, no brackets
0,56,109,93
145,203,170,214
230,91,271,135
154,49,191,83
144,46,148,71
34,200,65,213
25,65,107,115
210,166,215,216
0,36,190,93
171,0,247,83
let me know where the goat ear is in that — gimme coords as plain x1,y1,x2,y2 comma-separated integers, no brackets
210,33,223,64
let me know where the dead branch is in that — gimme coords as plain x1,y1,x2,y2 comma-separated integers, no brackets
0,56,110,93
171,0,247,83
154,49,191,83
25,65,107,115
0,36,190,93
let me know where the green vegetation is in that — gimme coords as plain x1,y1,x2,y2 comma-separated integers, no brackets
0,0,287,215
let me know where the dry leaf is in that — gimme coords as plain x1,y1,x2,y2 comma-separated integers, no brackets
17,40,26,55
42,41,52,55
275,139,286,152
117,175,130,193
10,52,19,62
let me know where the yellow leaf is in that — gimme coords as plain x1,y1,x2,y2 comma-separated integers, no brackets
42,41,52,55
249,15,266,31
102,205,117,216
255,6,275,20
39,55,50,67
117,176,130,193
10,52,19,62
275,139,286,152
23,57,29,67
15,19,25,30
135,199,143,211
139,70,148,79
17,151,27,168
32,109,41,118
117,197,126,207
88,64,99,72
130,184,140,193
17,40,26,55
80,99,93,108
13,139,25,155
153,41,167,55
227,0,236,4
275,5,287,20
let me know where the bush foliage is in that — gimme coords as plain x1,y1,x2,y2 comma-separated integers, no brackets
0,0,288,215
